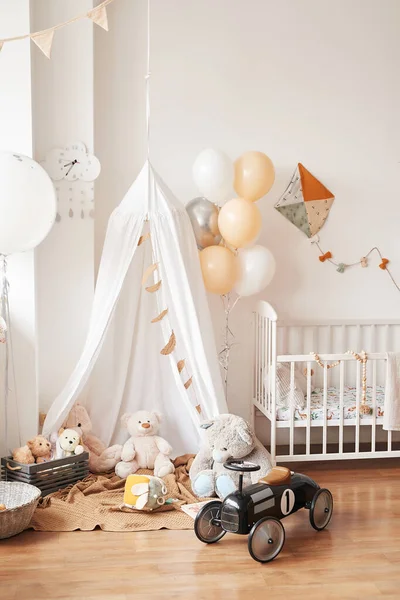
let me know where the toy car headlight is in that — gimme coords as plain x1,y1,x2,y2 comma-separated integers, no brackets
221,503,240,533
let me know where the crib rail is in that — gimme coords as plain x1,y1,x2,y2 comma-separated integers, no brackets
253,301,400,463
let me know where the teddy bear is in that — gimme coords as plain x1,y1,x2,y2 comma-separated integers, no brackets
189,413,273,499
56,429,85,459
62,403,122,473
28,435,52,463
115,410,175,479
12,435,52,464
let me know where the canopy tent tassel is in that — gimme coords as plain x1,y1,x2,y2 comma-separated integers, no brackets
138,232,151,246
177,359,185,373
151,308,168,323
145,280,162,293
184,377,193,390
142,263,158,286
160,331,176,355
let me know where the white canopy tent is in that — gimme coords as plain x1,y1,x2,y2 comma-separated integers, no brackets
43,161,227,455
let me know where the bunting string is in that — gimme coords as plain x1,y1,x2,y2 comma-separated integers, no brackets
0,0,116,59
311,236,400,293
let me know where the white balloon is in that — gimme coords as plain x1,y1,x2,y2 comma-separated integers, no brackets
0,152,57,255
234,245,276,297
192,149,233,205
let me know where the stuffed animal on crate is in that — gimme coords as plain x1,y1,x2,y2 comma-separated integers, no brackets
12,435,52,464
115,410,175,479
56,429,85,459
123,474,173,511
189,414,273,499
27,435,52,463
62,403,122,473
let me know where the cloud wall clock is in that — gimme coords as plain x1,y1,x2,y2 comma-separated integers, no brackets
42,142,101,182
41,142,100,222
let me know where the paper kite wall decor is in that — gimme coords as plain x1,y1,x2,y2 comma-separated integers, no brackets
275,163,334,238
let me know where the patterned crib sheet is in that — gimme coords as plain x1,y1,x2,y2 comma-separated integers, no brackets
276,385,385,422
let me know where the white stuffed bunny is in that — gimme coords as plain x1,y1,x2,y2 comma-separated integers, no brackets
115,410,175,479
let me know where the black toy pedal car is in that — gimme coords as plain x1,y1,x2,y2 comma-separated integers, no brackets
194,460,333,563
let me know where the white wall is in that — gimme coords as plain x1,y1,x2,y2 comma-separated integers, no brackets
31,0,94,413
0,0,36,454
94,0,400,420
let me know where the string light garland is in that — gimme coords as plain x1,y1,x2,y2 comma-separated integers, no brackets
0,0,116,59
311,350,371,415
311,236,400,293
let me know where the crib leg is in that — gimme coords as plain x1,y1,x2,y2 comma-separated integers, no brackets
250,403,255,432
270,419,276,466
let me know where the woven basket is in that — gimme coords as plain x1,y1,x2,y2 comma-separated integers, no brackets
0,481,41,539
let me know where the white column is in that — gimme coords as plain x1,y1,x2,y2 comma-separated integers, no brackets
31,1,94,415
0,0,35,454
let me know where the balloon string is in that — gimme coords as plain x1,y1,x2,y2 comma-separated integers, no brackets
219,293,241,400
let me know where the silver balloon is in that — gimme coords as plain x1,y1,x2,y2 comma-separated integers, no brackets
186,196,222,250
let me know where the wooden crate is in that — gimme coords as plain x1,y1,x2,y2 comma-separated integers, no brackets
1,452,89,496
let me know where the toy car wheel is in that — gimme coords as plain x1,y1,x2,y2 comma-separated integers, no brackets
248,517,285,563
194,501,226,544
310,488,333,531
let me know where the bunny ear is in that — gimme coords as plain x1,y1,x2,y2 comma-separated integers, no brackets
135,493,149,510
131,483,149,496
58,427,65,436
120,413,131,428
152,411,162,423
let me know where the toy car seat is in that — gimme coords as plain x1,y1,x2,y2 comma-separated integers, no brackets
259,466,291,486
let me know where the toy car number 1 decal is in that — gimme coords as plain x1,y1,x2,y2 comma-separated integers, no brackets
280,489,295,515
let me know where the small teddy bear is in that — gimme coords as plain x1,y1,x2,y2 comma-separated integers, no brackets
27,435,52,463
12,445,35,465
115,410,175,479
12,435,52,464
56,428,84,459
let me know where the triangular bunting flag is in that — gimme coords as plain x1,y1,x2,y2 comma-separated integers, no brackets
298,163,334,202
88,6,109,31
31,30,54,59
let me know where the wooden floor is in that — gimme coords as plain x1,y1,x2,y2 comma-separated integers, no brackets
1,459,400,600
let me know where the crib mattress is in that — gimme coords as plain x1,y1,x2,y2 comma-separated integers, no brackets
276,385,385,422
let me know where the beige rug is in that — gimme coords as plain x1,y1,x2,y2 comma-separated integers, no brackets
31,454,201,532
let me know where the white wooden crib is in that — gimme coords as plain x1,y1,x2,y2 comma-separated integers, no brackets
252,301,400,463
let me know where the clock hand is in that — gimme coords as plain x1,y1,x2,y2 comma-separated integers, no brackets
65,159,80,176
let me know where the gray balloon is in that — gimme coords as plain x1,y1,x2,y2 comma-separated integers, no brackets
186,196,222,250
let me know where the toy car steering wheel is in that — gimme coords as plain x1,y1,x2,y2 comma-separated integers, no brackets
224,460,261,473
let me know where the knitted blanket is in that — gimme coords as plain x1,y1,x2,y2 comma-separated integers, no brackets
31,454,200,532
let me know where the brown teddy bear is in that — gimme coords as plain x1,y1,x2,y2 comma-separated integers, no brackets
12,435,52,464
63,404,122,473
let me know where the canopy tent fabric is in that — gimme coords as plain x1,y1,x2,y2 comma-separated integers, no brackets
43,161,227,455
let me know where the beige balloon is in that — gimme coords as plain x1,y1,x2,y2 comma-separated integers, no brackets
199,246,237,295
218,198,262,248
234,151,275,202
